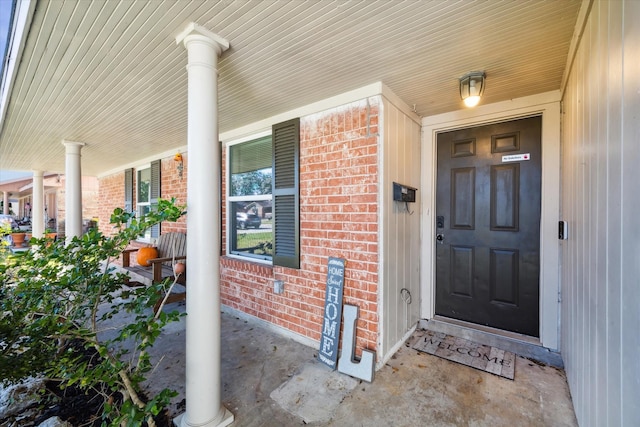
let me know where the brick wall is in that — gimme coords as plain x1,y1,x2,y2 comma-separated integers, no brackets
37,175,99,235
97,171,125,237
80,176,100,221
220,98,380,356
97,155,188,237
160,155,187,234
96,98,381,356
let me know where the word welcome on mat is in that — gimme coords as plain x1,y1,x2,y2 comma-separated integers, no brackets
412,330,515,380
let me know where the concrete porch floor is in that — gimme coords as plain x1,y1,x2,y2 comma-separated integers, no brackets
136,302,577,427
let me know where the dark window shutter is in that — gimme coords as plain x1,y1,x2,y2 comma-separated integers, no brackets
150,160,161,238
124,168,133,213
272,118,300,268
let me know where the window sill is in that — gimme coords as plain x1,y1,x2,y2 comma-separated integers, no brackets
221,255,274,276
223,253,273,267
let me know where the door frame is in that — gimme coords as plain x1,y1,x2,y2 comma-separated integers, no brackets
420,91,561,350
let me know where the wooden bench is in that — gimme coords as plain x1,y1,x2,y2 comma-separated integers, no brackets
121,232,187,312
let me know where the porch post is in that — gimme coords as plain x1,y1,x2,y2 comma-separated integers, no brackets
175,23,232,427
62,141,85,243
32,170,44,238
2,191,8,215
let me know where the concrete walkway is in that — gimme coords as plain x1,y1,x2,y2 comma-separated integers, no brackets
138,302,577,427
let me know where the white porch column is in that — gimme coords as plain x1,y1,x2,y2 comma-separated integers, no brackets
32,170,44,238
175,24,232,427
62,141,85,243
2,191,8,215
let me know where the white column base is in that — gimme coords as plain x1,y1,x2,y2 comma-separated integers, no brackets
173,408,234,427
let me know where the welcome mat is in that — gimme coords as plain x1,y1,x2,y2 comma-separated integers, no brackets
412,330,515,380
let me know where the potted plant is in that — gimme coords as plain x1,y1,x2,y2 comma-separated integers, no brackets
45,228,57,240
10,230,26,247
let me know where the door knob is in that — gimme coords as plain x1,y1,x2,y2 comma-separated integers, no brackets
436,234,444,244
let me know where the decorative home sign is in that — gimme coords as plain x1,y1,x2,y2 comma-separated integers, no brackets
318,257,346,369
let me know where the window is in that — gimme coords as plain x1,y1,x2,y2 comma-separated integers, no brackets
227,119,299,267
228,135,273,261
137,167,151,239
125,160,160,241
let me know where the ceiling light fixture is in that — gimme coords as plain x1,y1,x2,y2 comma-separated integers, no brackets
459,71,486,108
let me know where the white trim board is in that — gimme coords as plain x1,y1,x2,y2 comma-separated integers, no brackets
420,91,561,351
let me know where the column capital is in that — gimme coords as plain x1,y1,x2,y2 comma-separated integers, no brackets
62,140,86,153
175,23,229,54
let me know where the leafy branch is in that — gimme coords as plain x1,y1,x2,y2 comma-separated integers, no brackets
0,198,186,426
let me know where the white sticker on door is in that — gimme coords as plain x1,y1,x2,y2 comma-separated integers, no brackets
502,153,530,162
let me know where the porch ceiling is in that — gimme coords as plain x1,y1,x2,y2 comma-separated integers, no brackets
0,0,581,177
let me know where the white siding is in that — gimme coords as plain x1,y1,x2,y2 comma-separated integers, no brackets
561,0,640,425
379,96,422,362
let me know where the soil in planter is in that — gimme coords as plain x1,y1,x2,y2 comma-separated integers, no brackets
30,382,171,427
25,340,172,427
33,380,116,426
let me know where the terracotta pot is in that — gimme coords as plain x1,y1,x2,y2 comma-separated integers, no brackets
11,232,26,247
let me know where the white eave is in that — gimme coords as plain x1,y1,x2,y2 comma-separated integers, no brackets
0,0,35,131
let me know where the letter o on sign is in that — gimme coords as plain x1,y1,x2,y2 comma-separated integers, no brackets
325,303,338,320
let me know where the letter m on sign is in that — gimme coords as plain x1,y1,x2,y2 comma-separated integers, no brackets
323,321,337,337
318,257,346,369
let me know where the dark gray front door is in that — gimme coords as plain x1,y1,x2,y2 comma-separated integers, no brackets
435,116,541,337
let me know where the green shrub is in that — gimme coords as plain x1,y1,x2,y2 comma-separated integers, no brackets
0,198,186,426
